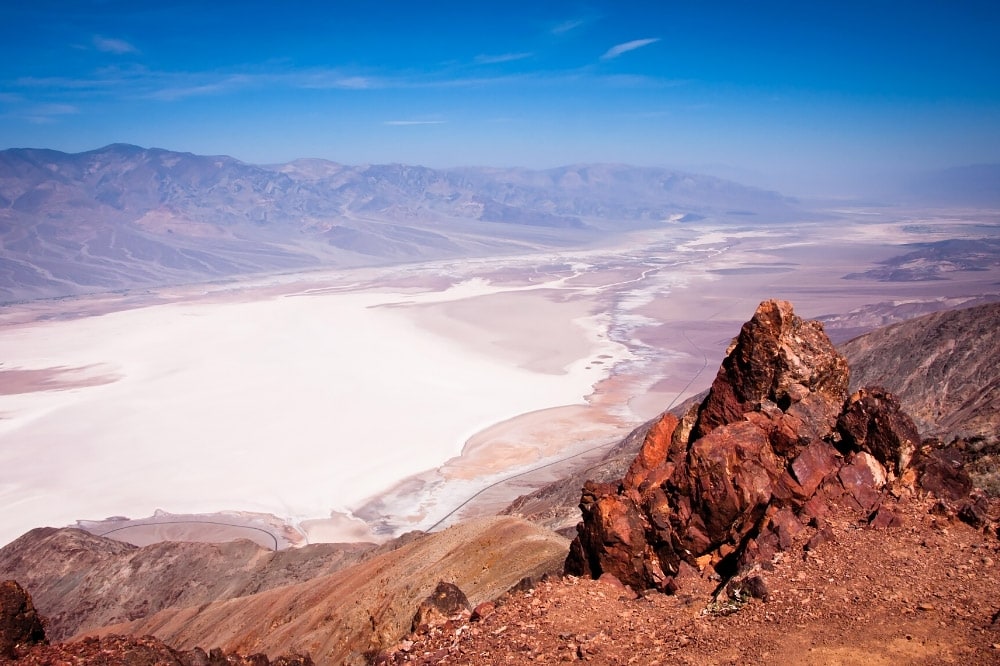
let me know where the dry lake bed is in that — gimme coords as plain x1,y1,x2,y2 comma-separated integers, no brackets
1,211,997,547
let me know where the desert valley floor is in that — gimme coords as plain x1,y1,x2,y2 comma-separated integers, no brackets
1,210,998,549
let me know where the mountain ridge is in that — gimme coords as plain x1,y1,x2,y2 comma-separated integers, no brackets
0,144,800,302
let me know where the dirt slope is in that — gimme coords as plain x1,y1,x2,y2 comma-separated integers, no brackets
89,517,568,665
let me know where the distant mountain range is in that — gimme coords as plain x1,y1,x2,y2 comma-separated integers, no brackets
0,144,799,302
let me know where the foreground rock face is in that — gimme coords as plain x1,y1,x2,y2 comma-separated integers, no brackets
0,581,46,659
379,499,1000,665
566,300,923,591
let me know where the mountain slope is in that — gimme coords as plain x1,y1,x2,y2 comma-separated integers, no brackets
88,517,568,665
0,527,377,641
841,301,1000,442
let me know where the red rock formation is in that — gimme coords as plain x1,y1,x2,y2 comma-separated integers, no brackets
692,299,849,443
837,387,919,476
566,299,925,592
0,580,46,659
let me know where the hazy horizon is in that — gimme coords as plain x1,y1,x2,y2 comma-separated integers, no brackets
2,2,998,199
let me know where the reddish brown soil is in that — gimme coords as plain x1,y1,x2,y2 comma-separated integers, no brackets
4,634,314,665
379,497,1000,665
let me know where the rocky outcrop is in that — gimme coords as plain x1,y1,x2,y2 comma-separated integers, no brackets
691,299,849,443
0,580,46,659
566,300,924,591
837,387,919,476
841,301,1000,498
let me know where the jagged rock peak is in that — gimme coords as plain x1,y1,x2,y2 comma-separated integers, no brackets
565,299,922,593
692,298,850,441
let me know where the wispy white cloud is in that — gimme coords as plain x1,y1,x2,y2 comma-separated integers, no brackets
298,73,377,90
22,102,79,124
3,58,681,110
35,103,77,114
93,36,138,55
552,18,585,35
15,74,125,90
601,38,660,60
146,76,250,101
598,73,686,88
383,120,446,126
474,52,533,65
11,66,384,102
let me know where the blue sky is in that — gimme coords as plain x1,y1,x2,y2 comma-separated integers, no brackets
2,1,998,196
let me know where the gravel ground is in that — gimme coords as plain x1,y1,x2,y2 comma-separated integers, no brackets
377,495,1000,665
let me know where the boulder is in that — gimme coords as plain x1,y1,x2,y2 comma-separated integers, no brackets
838,452,887,513
0,580,46,659
837,387,920,475
411,582,471,633
914,446,974,501
565,482,659,590
791,439,842,496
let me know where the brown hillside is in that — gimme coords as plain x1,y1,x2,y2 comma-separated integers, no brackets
0,527,376,641
841,301,1000,442
88,517,568,665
